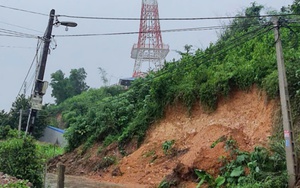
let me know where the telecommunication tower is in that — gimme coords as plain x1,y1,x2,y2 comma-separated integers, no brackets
131,0,169,78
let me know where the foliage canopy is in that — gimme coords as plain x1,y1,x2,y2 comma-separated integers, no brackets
50,68,89,104
0,94,48,139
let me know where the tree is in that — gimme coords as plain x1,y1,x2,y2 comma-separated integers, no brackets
175,45,194,56
98,67,108,86
8,95,48,139
0,110,10,127
220,3,264,41
50,70,69,104
291,0,300,14
8,94,30,131
50,68,89,104
69,68,89,96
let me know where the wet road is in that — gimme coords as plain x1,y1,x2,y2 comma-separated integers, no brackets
45,173,144,188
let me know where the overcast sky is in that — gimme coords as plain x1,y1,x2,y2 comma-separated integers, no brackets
0,0,294,112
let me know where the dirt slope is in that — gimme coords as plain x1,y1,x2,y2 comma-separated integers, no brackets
49,87,278,188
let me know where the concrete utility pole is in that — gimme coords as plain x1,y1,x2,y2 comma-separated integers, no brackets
25,10,77,136
18,109,22,138
26,9,55,135
273,17,297,187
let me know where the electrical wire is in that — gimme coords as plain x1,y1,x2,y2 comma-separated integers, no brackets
0,28,37,38
1,4,298,21
202,25,275,64
17,39,43,97
0,45,34,49
215,23,271,46
0,32,35,38
56,13,300,21
0,3,290,94
0,34,37,39
203,25,274,63
0,5,47,16
0,20,42,33
53,22,269,38
54,25,228,38
146,24,275,82
0,28,38,39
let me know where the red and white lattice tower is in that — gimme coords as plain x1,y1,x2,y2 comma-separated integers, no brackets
131,0,169,78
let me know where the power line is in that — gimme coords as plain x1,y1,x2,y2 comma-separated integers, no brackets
56,13,300,21
168,27,269,81
148,24,275,82
0,4,47,16
0,37,39,123
54,23,269,38
0,45,34,49
17,39,43,97
0,28,38,38
54,25,228,38
0,34,38,39
1,4,297,21
203,25,275,63
0,21,42,33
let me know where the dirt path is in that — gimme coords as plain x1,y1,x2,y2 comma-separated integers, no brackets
45,173,146,188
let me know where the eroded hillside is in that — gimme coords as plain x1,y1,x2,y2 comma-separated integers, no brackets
49,87,279,187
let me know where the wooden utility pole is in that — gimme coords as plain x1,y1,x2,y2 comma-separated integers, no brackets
273,17,297,187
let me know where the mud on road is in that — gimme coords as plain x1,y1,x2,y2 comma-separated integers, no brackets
45,173,147,188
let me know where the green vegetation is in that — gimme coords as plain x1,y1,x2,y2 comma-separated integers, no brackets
50,68,89,104
195,170,225,188
93,156,117,171
0,130,44,187
0,180,30,188
162,140,175,155
0,95,48,139
0,1,295,187
46,86,126,151
0,125,11,139
144,150,157,163
36,142,64,162
158,180,177,188
49,3,300,160
0,127,64,187
195,137,287,188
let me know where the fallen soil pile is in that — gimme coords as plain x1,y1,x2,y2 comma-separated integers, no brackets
49,87,278,187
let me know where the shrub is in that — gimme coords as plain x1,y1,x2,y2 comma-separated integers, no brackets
0,136,44,187
93,156,117,171
0,125,11,139
0,180,30,188
196,137,288,187
262,70,279,99
162,140,175,155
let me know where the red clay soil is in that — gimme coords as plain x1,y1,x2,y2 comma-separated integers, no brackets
49,87,278,188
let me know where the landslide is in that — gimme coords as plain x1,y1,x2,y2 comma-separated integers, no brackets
48,87,278,187
47,4,300,187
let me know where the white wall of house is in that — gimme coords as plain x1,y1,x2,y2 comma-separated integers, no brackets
39,126,67,147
